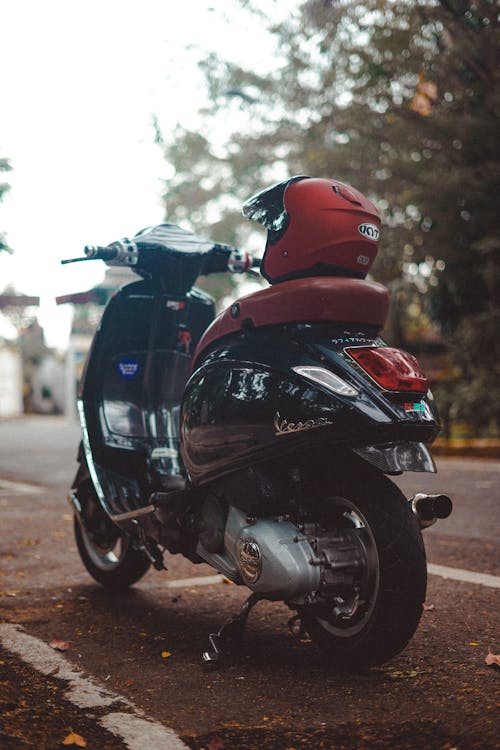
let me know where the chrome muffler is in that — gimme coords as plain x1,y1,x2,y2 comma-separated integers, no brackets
410,493,453,529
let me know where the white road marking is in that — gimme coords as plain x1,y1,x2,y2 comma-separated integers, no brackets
0,478,45,495
0,624,189,749
166,574,224,588
428,563,500,589
167,566,500,592
101,712,188,750
0,624,122,708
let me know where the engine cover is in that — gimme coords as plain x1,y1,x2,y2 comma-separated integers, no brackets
224,508,321,600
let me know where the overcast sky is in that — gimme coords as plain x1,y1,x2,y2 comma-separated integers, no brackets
0,1,284,347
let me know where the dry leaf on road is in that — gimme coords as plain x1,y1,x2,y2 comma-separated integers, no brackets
62,730,87,747
485,650,500,668
49,638,70,651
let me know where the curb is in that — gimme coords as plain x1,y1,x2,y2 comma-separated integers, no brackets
432,440,500,460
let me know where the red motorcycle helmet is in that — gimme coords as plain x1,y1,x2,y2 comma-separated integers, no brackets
242,175,381,284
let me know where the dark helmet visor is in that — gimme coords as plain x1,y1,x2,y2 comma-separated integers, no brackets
242,176,308,238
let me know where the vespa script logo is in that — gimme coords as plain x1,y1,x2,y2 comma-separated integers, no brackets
274,411,334,436
358,223,380,241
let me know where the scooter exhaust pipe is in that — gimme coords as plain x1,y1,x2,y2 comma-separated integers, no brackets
410,493,453,529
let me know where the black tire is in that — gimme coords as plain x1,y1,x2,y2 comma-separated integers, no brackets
303,468,426,669
73,481,151,590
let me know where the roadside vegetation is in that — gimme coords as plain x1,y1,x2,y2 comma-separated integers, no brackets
159,0,500,437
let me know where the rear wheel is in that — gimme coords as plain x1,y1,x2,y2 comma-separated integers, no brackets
73,481,151,590
303,470,426,668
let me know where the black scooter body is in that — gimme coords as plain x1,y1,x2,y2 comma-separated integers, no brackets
182,323,440,486
66,222,451,670
78,276,440,523
73,223,440,527
77,277,215,521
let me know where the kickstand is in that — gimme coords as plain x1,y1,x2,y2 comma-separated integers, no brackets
288,613,311,643
202,592,263,669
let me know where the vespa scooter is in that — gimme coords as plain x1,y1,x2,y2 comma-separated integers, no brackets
62,176,451,669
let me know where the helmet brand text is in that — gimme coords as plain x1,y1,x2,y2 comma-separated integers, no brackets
358,223,380,241
357,254,370,266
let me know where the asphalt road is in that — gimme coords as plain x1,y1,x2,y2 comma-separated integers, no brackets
0,416,499,749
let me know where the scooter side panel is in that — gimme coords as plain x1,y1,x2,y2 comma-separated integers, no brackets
181,359,353,484
181,324,441,485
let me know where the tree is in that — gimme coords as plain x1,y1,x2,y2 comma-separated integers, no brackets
161,0,500,432
0,156,12,252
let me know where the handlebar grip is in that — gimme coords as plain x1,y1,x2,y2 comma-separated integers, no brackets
227,249,262,274
84,245,119,261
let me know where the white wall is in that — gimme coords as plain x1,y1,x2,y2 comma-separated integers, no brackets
0,346,23,417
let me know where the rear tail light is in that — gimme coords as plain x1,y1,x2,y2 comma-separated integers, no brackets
344,346,428,393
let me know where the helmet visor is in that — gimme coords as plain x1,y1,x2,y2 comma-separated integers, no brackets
242,175,308,233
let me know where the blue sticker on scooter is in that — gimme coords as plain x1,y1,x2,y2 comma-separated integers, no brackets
117,358,140,379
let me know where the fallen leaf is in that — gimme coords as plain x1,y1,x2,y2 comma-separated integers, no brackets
469,642,479,647
49,639,70,652
422,602,435,611
62,731,87,747
485,651,500,668
161,651,172,659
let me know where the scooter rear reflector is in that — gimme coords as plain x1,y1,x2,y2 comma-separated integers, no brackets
292,366,358,397
344,346,428,393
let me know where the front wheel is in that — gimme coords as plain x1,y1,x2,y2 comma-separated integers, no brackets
73,481,151,590
303,470,427,669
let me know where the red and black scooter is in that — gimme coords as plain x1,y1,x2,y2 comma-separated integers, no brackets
63,176,451,669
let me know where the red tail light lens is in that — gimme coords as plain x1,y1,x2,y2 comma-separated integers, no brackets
345,346,428,393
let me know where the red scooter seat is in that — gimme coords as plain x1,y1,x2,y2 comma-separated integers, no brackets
193,276,390,365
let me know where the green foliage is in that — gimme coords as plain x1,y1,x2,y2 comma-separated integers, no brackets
435,310,500,432
160,0,500,431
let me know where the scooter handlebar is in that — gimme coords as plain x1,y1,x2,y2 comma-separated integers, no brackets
60,245,120,265
226,248,261,274
83,245,119,261
203,245,261,275
62,239,261,274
